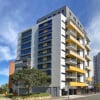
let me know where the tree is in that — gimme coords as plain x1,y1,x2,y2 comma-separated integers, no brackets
0,83,9,93
13,68,49,94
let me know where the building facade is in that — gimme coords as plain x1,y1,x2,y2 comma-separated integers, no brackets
94,53,100,84
8,61,15,92
15,6,92,96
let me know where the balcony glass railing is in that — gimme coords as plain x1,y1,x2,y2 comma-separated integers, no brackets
66,30,77,38
66,58,77,65
66,44,77,51
66,18,84,38
66,35,85,50
66,50,85,62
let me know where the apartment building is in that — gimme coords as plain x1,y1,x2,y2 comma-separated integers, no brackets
94,53,100,84
14,6,92,96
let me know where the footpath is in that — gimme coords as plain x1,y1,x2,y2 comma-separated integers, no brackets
51,93,100,100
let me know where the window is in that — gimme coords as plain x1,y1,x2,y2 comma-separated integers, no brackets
62,10,64,14
43,50,47,54
22,30,32,37
43,43,48,47
46,70,51,75
62,20,65,24
21,48,31,55
62,34,65,38
62,27,65,31
22,36,31,43
21,43,31,49
43,57,47,61
73,16,76,21
58,11,60,14
43,64,47,68
62,49,65,52
69,12,71,16
62,42,65,45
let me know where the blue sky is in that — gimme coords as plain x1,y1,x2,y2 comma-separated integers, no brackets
0,0,100,85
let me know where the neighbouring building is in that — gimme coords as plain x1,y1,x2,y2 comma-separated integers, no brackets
14,6,92,96
8,61,15,92
94,52,100,84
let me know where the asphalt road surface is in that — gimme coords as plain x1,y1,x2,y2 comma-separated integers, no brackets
51,93,100,100
72,94,100,100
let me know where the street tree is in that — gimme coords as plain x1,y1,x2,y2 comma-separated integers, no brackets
13,68,49,94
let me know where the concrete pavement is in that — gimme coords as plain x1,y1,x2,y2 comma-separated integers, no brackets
0,97,11,100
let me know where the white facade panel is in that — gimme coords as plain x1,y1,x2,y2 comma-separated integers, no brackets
31,25,38,68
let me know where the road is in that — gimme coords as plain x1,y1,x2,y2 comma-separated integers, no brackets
51,93,100,100
72,94,100,100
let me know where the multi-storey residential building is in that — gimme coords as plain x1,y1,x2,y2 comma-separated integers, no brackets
14,6,92,96
94,53,100,84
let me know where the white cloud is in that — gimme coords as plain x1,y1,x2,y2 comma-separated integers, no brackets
87,14,100,57
0,46,16,61
0,68,9,76
0,19,18,61
86,14,100,76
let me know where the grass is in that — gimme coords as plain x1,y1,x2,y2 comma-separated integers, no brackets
6,93,50,99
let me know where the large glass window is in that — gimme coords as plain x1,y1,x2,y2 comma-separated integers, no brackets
22,30,32,37
21,54,31,58
21,42,31,49
21,48,31,55
39,20,52,29
21,36,31,43
38,41,51,49
38,63,51,69
39,34,52,42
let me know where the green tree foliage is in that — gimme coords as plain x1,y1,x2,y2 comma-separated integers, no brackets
13,68,49,94
0,83,9,93
94,83,100,87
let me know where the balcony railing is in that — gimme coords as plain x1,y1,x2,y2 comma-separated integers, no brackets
66,35,85,50
85,66,91,71
85,44,91,51
86,77,92,82
66,74,77,79
66,58,77,65
66,18,84,38
66,30,77,38
66,44,77,51
85,55,91,61
66,50,85,62
66,66,86,74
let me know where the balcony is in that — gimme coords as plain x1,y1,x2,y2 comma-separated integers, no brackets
66,30,77,38
66,50,85,62
66,44,77,51
85,55,91,61
66,20,84,38
86,77,92,82
69,82,87,87
85,66,91,71
66,75,77,79
66,35,85,50
15,59,31,68
85,44,91,51
66,58,77,65
66,66,86,74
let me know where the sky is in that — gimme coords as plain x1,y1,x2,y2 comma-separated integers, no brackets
0,0,100,85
